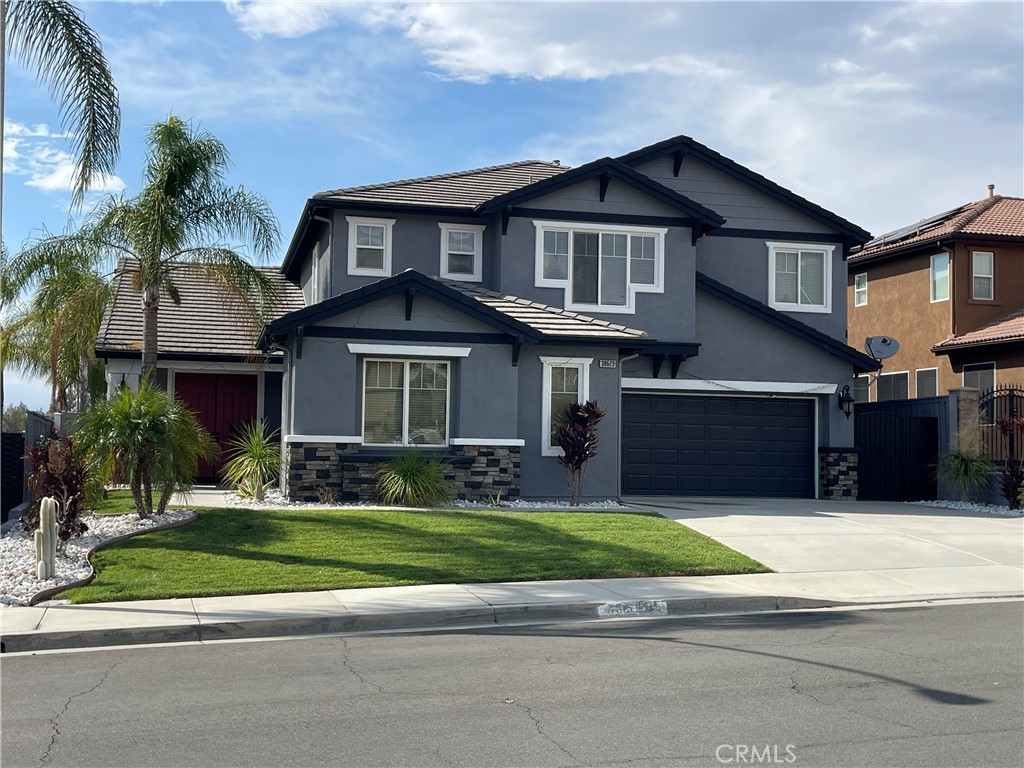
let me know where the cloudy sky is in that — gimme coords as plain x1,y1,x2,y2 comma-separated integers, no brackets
3,0,1022,410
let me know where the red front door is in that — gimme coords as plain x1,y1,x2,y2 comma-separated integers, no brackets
175,373,258,482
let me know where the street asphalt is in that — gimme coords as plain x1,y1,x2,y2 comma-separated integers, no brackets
2,601,1021,768
2,496,1021,652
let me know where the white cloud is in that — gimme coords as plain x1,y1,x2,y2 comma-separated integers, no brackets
223,0,351,39
3,119,125,195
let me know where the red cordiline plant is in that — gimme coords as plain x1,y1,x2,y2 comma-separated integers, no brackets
996,416,1024,510
24,429,90,548
555,400,608,507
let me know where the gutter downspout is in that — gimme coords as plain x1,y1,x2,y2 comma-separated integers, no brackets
311,211,334,299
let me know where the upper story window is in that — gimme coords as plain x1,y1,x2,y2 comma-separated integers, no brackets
930,253,949,302
972,251,994,300
534,221,665,314
916,368,938,399
767,242,834,313
853,273,867,307
540,356,592,456
439,223,484,282
347,217,395,277
876,371,909,402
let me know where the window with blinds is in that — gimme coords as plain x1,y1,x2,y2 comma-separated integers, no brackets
769,243,832,311
439,224,485,282
876,372,909,402
916,369,938,399
363,360,449,446
536,222,665,313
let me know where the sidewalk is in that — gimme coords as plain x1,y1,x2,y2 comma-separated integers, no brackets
3,496,1021,653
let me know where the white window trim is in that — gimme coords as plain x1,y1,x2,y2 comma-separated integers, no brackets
971,250,994,300
361,358,451,448
532,220,666,314
767,242,834,314
853,272,867,307
962,362,996,390
438,223,485,282
450,438,525,447
915,368,938,399
930,252,950,303
346,216,395,277
875,370,910,401
347,343,471,358
540,356,592,456
311,240,320,303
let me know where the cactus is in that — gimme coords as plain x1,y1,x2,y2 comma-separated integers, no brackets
34,497,58,580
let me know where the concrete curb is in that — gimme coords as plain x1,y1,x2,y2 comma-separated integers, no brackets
1,594,852,653
28,511,200,606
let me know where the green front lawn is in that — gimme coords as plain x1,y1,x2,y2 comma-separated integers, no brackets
62,505,770,604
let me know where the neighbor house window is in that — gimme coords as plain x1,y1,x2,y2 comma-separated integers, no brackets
540,356,591,456
767,242,834,313
930,253,949,302
876,372,909,402
362,359,449,446
853,375,871,403
972,251,994,300
438,223,485,282
854,273,867,307
963,362,995,394
916,368,938,399
534,221,665,313
347,217,395,276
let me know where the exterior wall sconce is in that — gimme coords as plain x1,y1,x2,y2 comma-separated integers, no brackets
837,385,855,419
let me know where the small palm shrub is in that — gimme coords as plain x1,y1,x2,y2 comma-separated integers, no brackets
376,452,453,507
936,449,994,503
221,420,280,501
76,380,216,518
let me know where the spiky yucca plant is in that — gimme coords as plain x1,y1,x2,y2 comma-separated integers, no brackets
375,453,453,507
221,420,280,501
936,450,995,503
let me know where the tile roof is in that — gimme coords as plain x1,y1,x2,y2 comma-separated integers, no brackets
314,160,569,209
97,262,305,358
932,308,1024,352
851,195,1024,261
437,279,648,340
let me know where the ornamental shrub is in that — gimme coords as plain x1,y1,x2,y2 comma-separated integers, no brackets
24,430,92,548
376,452,453,507
555,399,608,507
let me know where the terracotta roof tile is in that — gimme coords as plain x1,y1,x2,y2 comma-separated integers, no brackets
851,195,1024,261
932,308,1024,351
315,160,569,209
97,263,305,358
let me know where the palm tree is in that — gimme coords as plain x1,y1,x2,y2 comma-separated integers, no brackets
13,116,281,381
2,0,121,208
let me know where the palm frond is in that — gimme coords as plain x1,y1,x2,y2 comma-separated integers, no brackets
6,0,121,207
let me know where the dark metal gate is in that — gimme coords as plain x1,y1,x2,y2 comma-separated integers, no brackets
855,408,940,501
978,385,1023,464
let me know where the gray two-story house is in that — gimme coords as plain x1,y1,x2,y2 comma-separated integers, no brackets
255,135,878,502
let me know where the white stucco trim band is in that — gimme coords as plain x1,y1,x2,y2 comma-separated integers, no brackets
450,438,525,447
284,435,362,444
346,343,472,357
621,378,838,395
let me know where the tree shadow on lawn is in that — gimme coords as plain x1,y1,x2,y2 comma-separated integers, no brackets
108,505,765,587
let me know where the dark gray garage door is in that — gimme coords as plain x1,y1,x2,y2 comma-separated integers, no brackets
622,394,815,497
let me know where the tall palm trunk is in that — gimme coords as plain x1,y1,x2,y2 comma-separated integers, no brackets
141,286,159,382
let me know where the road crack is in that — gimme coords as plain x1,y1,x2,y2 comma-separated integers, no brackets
505,698,579,764
340,638,384,693
788,672,921,734
38,663,118,768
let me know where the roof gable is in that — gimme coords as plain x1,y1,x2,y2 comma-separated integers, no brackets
617,135,870,243
476,157,726,236
695,271,880,372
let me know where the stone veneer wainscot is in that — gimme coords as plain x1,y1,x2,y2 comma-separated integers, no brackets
818,446,860,500
285,441,521,503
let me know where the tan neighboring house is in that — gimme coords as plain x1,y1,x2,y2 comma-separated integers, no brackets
847,190,1024,402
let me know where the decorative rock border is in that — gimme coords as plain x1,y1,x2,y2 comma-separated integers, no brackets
28,511,198,606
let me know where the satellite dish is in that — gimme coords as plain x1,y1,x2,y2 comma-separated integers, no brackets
865,336,900,360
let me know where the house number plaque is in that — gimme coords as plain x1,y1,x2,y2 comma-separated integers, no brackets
599,359,617,369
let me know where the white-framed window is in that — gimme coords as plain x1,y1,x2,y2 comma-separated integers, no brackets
767,242,834,313
540,356,592,456
362,359,449,446
916,368,938,399
876,371,909,402
438,223,484,282
346,217,395,276
854,273,867,307
853,375,871,403
972,251,994,300
930,253,949,302
963,362,995,394
533,221,665,314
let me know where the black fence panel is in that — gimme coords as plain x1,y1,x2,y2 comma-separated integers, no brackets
1,433,26,522
855,410,939,501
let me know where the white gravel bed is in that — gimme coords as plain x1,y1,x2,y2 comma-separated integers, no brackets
908,499,1023,517
225,488,630,511
0,509,195,607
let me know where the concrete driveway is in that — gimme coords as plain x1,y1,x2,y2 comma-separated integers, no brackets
625,496,1024,601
